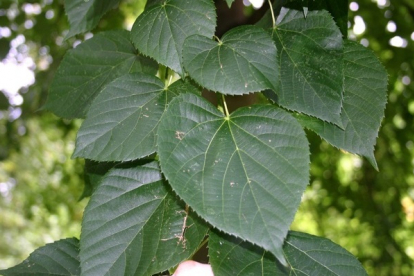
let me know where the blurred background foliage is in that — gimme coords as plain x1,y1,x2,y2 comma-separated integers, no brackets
0,0,413,275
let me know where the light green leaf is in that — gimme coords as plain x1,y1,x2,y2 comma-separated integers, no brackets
64,0,120,38
157,93,309,264
73,74,200,162
0,238,80,276
209,231,368,276
225,0,235,7
45,30,158,119
131,0,216,75
268,8,344,127
296,40,388,170
183,25,278,95
80,162,208,276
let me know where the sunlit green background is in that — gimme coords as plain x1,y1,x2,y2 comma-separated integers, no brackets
0,0,413,275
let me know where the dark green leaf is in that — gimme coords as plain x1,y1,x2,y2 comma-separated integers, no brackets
209,231,368,276
81,160,118,199
73,74,200,162
183,25,278,95
269,8,344,127
0,38,10,60
64,0,120,38
0,238,80,276
157,93,309,265
308,0,348,37
80,162,208,276
131,0,216,75
284,231,368,276
209,230,287,275
0,91,8,110
45,30,158,119
296,40,388,170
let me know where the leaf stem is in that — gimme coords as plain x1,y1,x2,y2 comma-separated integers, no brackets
268,0,276,28
222,94,230,118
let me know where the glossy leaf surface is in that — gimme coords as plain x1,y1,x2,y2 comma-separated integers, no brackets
80,162,208,276
183,25,278,95
64,0,120,38
0,238,80,276
157,93,309,264
45,30,157,119
131,0,216,75
296,40,387,169
269,8,344,127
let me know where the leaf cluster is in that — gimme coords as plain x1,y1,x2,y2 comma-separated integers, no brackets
1,0,387,275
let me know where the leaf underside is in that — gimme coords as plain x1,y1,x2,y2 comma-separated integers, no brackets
131,0,216,75
45,30,157,119
0,238,80,276
64,0,120,38
157,93,309,264
296,40,388,169
269,8,344,127
209,230,368,276
183,25,279,95
80,162,208,276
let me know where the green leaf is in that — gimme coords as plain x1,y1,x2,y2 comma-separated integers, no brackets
183,25,279,95
209,231,368,276
209,230,287,275
308,0,348,37
131,0,216,75
268,8,344,127
295,40,388,170
73,74,200,162
81,160,118,199
80,162,208,276
157,93,309,264
225,0,235,7
64,0,120,38
0,238,80,276
44,30,158,119
0,91,8,110
284,231,368,275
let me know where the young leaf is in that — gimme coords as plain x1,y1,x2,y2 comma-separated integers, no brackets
295,40,388,170
209,231,368,276
80,162,208,276
0,238,80,276
44,30,157,119
157,93,309,265
268,8,344,127
64,0,120,39
183,25,279,95
74,74,200,162
131,0,216,75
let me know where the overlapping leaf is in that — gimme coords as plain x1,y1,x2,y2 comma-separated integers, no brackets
64,0,120,38
157,93,309,264
209,231,368,276
296,40,387,169
183,25,278,95
80,162,208,276
73,74,200,161
131,0,216,75
81,160,118,199
45,30,157,119
0,238,80,276
268,8,344,127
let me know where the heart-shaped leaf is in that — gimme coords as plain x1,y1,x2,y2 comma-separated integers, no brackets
209,230,368,276
45,30,158,119
183,25,279,95
295,40,388,170
131,0,216,75
74,74,200,162
268,8,344,127
64,0,120,38
0,238,80,276
80,162,208,276
157,93,309,264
